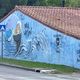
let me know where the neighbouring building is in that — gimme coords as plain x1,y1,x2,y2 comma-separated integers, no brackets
0,6,80,68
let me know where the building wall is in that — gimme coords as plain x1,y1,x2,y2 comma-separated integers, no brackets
0,11,80,68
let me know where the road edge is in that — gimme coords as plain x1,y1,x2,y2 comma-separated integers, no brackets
0,63,57,74
0,63,35,72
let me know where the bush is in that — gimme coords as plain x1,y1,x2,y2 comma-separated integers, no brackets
0,8,6,19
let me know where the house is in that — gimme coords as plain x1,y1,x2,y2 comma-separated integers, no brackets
0,6,80,68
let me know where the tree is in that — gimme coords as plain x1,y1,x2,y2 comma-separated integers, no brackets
0,8,6,19
27,0,48,6
27,0,37,6
66,0,80,7
0,0,11,11
18,0,28,5
35,0,48,6
11,0,28,8
0,0,11,19
47,0,61,6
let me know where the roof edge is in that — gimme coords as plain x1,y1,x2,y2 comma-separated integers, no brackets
0,6,80,40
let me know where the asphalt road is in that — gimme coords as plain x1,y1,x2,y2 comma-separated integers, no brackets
0,65,80,80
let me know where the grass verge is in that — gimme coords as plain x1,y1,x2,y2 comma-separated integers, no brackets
0,57,80,73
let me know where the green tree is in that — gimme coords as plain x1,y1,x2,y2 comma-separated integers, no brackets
0,8,6,19
10,0,28,8
34,0,48,6
0,0,12,11
47,0,61,6
0,0,11,19
66,0,80,7
18,0,28,5
27,0,48,6
27,0,37,6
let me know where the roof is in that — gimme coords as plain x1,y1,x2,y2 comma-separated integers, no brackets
0,6,80,39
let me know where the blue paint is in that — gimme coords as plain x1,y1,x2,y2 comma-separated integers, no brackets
0,11,80,69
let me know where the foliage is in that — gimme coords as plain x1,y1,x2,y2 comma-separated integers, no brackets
27,0,37,6
0,8,6,19
47,0,61,6
66,0,80,7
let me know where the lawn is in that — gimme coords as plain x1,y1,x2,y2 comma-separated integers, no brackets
0,57,79,73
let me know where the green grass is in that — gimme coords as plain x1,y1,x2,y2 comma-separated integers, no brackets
0,57,80,73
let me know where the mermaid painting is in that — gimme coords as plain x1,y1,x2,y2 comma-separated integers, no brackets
13,21,22,53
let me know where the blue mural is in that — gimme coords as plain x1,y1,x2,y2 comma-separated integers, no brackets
0,11,80,69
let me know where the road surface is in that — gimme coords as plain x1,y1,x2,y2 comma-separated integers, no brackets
0,65,80,80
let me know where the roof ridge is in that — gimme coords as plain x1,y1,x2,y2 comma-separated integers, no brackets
15,5,80,10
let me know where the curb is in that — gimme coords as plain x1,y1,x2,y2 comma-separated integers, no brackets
0,63,35,72
0,63,58,74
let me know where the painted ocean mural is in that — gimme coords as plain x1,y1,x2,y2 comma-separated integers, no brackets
1,11,51,63
0,11,80,68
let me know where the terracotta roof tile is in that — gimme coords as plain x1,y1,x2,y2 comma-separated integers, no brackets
0,6,80,39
